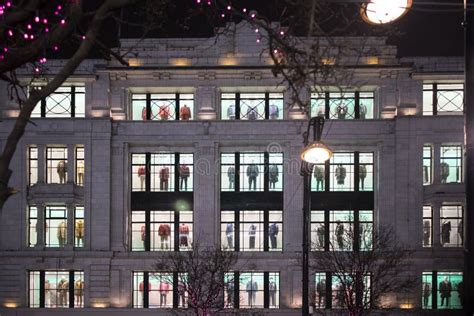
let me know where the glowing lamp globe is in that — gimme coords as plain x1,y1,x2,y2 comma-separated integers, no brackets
301,141,333,164
361,0,412,25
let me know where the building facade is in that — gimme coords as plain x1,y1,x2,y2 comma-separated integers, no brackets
0,22,465,315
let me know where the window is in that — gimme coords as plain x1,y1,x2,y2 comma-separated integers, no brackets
440,205,463,247
46,146,68,184
311,210,373,251
423,145,432,185
133,272,186,308
28,271,84,308
315,273,327,308
75,146,85,186
423,83,464,116
312,152,373,192
221,93,284,120
74,206,85,248
28,206,38,247
422,271,463,309
221,210,282,252
31,86,85,118
131,93,194,121
225,272,279,309
440,145,462,183
220,152,283,192
45,205,68,247
423,206,433,248
131,153,194,192
131,210,193,252
28,146,38,186
311,91,374,120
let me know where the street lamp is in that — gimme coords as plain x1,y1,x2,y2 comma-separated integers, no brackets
301,116,332,315
360,0,474,314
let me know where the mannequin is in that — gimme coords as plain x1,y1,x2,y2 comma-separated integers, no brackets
335,221,344,249
247,106,258,120
359,165,367,190
179,223,190,248
140,225,146,247
76,161,84,185
159,166,170,191
226,279,234,306
158,223,171,249
335,164,346,186
268,223,279,249
440,162,450,183
313,165,324,191
269,277,277,306
423,165,430,184
423,282,431,308
336,103,348,119
58,278,69,306
141,106,147,121
316,279,326,307
226,223,234,249
441,220,451,245
316,104,325,118
57,160,67,184
248,224,257,249
423,220,431,246
139,280,151,305
439,277,452,307
227,104,236,120
227,166,235,189
317,224,325,249
44,279,51,306
269,164,279,189
359,103,367,119
159,281,170,306
57,221,67,247
246,280,258,305
177,280,186,307
247,162,259,191
458,219,463,244
158,104,170,120
75,220,84,247
75,278,84,306
179,165,190,191
269,104,279,119
138,166,146,190
180,104,191,120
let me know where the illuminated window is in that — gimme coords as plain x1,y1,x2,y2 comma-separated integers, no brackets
75,146,85,186
423,145,433,185
74,206,85,248
440,145,462,183
28,206,38,247
440,205,463,247
28,271,84,308
131,93,194,121
31,86,85,118
311,91,374,120
225,272,279,309
45,206,67,247
46,146,68,184
27,146,38,186
133,272,187,308
422,271,463,309
423,83,464,116
423,206,432,247
221,93,284,120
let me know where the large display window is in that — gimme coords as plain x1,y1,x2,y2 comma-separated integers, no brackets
311,91,374,120
131,93,194,121
45,205,67,247
423,206,433,247
422,271,463,309
29,271,84,308
46,146,68,184
221,92,284,120
440,145,462,183
423,83,464,116
440,205,463,247
132,272,188,308
31,86,85,118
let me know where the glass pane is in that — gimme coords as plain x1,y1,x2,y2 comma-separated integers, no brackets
75,146,85,186
315,273,327,308
150,211,174,251
179,95,194,121
45,206,67,247
28,146,38,186
131,211,146,251
179,154,193,192
359,92,374,119
151,154,175,192
269,211,283,251
74,206,85,248
239,272,264,308
179,211,193,251
437,272,463,309
311,93,326,118
240,153,264,192
422,272,433,309
240,94,266,120
423,145,432,185
29,206,38,247
132,154,146,192
74,271,85,307
329,211,354,251
311,211,325,251
132,95,147,120
268,272,280,308
423,206,432,247
45,271,70,307
440,205,463,247
330,153,354,191
221,211,235,251
224,273,235,308
221,154,236,191
359,153,373,191
269,153,283,191
132,272,144,308
240,211,264,251
149,273,173,308
312,164,326,191
28,271,41,307
329,93,355,120
150,94,177,120
46,147,68,184
440,146,462,183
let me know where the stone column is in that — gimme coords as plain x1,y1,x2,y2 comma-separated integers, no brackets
35,203,45,248
37,144,45,183
67,144,76,184
66,203,75,249
432,201,441,248
433,143,441,184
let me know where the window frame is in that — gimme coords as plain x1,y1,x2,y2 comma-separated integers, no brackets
423,145,433,185
131,93,194,121
422,271,463,310
46,146,68,184
32,86,85,118
440,205,463,248
27,146,38,186
440,145,463,184
423,83,464,116
311,91,375,120
220,92,284,120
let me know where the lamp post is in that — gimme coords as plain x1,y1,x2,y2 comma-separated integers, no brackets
361,0,474,314
300,116,332,315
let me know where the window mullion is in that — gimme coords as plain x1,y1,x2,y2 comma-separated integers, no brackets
71,86,76,118
236,93,241,120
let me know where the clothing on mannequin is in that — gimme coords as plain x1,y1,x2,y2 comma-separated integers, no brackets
246,280,258,305
75,220,84,246
58,278,69,306
423,165,430,184
139,281,151,306
248,224,257,249
158,224,171,249
423,282,431,308
269,278,277,306
141,107,148,121
313,165,324,191
268,223,279,249
335,164,346,185
179,223,190,247
140,225,146,247
316,224,325,249
458,219,463,244
359,165,367,190
76,161,84,185
57,221,67,247
227,166,235,189
441,220,451,244
227,104,236,120
247,106,258,120
423,220,431,246
247,163,259,190
75,279,84,306
316,280,326,307
177,281,186,307
226,223,234,249
336,104,348,119
269,165,279,189
159,281,170,306
439,277,452,307
138,166,146,190
180,104,191,120
269,104,279,119
158,105,170,120
359,103,367,119
179,165,190,191
335,221,344,249
316,105,325,118
44,280,51,306
159,167,170,191
440,162,450,183
57,160,67,184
